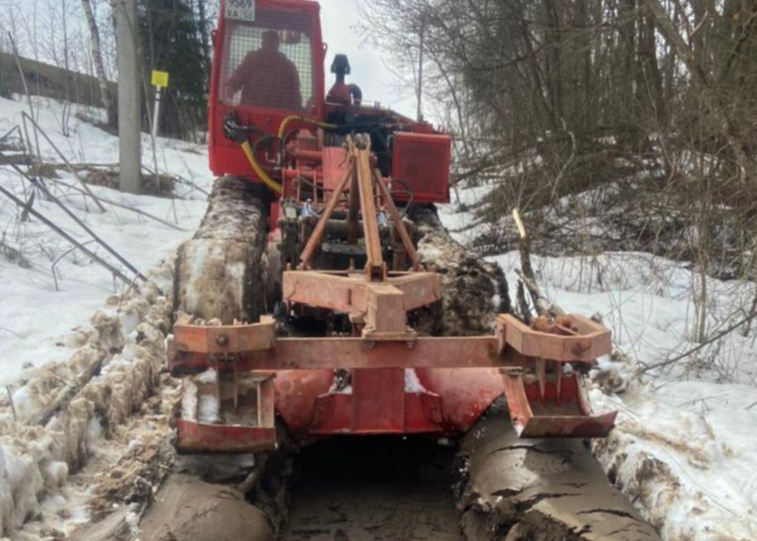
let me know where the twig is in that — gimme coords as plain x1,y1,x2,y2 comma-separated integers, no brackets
0,326,26,338
21,113,107,212
5,386,18,422
512,208,564,318
31,352,107,427
8,33,34,119
237,454,270,495
51,241,96,291
142,164,210,197
44,174,189,232
0,181,140,289
0,125,23,148
8,36,42,167
3,155,149,284
516,280,532,325
640,309,757,374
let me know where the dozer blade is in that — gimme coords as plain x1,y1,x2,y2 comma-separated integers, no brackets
176,421,276,454
517,413,618,439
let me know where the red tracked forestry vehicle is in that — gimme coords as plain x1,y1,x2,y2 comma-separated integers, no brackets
168,0,617,453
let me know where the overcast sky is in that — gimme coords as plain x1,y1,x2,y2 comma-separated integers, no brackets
319,0,415,118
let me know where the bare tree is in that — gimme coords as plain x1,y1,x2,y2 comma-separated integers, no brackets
81,0,114,125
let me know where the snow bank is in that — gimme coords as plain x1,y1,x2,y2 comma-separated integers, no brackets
482,249,757,540
0,262,173,538
0,94,210,538
593,384,757,540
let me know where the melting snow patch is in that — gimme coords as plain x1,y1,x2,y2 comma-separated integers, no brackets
0,265,173,538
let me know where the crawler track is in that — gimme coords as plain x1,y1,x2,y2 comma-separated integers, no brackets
458,407,661,541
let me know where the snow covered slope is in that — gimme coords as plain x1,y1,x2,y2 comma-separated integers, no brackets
0,96,211,387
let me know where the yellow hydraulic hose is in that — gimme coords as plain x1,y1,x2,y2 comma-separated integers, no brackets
278,115,337,139
240,139,283,195
238,117,335,196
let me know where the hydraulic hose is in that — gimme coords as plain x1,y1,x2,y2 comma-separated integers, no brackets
239,117,337,196
240,139,283,195
278,115,337,139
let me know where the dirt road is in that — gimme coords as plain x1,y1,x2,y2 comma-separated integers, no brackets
282,437,464,541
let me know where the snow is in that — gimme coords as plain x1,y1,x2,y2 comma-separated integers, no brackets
181,379,199,422
468,247,757,539
0,272,173,538
404,369,427,393
0,94,210,539
197,394,220,424
0,95,211,387
195,367,218,385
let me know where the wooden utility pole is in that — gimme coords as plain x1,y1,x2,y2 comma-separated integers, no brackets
116,0,142,194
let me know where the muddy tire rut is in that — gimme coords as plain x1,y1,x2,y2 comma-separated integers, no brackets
281,437,463,541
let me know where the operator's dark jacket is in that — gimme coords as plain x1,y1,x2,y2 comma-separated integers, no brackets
227,49,302,110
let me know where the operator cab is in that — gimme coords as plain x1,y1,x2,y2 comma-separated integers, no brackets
220,12,315,112
209,0,325,177
209,0,451,205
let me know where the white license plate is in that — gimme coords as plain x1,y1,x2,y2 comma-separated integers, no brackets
225,0,256,22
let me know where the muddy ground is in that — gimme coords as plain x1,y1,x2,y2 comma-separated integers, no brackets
282,437,463,541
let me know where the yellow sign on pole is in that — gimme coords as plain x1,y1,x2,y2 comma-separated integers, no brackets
151,70,169,88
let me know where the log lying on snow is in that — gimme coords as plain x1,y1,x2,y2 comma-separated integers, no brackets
457,406,662,541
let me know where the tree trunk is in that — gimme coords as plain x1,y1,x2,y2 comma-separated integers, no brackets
197,0,211,70
81,0,114,126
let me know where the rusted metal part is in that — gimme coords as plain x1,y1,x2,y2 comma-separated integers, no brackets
347,159,360,243
501,369,617,438
498,313,616,438
176,366,277,454
174,321,276,356
354,145,384,278
500,314,611,362
171,311,616,450
296,137,424,278
176,421,276,453
372,167,420,271
309,370,443,434
168,334,506,372
282,270,442,321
